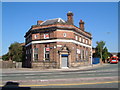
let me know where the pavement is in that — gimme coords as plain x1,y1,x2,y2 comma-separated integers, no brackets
1,63,109,73
1,63,119,88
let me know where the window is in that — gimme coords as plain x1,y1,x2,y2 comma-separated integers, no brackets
86,39,88,44
75,36,78,40
77,49,80,54
34,35,38,39
34,53,38,61
34,48,38,61
83,38,85,43
45,47,50,61
79,37,82,42
45,53,49,60
86,51,89,61
90,40,91,45
44,33,49,39
63,33,66,37
82,50,84,60
88,40,89,45
81,50,83,60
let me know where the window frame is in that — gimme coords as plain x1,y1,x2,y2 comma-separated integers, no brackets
63,33,66,37
44,33,49,39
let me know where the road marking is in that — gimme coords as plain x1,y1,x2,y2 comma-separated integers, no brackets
24,74,35,75
25,77,35,78
20,81,120,87
0,81,119,87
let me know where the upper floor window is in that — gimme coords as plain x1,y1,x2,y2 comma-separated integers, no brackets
34,35,38,39
87,40,89,45
63,33,66,37
75,36,78,40
44,33,49,39
86,39,88,44
89,40,91,45
79,37,82,42
83,38,85,43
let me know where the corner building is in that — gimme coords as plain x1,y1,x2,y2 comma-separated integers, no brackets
24,12,92,68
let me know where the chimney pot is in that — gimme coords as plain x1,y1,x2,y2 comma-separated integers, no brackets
37,20,43,25
79,19,85,30
67,11,74,25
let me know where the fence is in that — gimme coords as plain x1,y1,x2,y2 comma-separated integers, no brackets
0,61,22,68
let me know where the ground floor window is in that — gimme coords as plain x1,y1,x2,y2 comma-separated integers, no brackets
45,47,50,61
34,48,38,61
34,53,38,61
82,50,84,60
86,51,89,61
45,52,50,60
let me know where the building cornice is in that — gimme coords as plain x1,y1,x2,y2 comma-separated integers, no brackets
25,24,91,38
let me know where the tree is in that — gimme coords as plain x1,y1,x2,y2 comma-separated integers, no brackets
117,52,120,58
9,42,23,62
96,41,105,64
2,53,9,61
93,41,110,64
102,47,109,63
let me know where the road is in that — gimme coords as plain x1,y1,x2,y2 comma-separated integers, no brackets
1,63,119,88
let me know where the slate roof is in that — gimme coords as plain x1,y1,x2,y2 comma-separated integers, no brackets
40,18,66,26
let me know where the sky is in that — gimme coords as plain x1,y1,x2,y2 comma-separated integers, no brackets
1,2,118,56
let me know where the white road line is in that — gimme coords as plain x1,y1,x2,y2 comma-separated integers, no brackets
25,77,35,78
24,74,35,75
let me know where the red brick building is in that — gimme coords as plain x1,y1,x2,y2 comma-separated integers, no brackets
24,11,92,68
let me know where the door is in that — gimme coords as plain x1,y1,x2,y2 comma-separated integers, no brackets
61,56,68,68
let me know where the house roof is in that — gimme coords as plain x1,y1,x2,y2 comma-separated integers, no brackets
40,18,66,26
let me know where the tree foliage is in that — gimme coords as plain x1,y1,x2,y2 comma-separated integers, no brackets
93,41,110,63
9,42,23,62
102,47,109,62
2,53,9,61
2,42,24,62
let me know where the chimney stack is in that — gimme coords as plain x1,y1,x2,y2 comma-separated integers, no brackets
67,11,74,25
79,19,85,30
37,20,43,25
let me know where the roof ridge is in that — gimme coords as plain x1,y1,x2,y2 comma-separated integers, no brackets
40,18,59,25
40,18,66,25
58,18,65,23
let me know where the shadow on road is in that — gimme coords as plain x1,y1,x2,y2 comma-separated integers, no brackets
1,81,31,90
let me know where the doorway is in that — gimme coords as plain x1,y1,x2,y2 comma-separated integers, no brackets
61,54,68,68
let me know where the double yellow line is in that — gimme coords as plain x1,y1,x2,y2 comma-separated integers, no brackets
0,81,119,87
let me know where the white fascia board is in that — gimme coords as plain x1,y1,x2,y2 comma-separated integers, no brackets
25,42,32,47
25,39,92,48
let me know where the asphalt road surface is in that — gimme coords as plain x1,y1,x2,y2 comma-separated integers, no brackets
1,63,119,88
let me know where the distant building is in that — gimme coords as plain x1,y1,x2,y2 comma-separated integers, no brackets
24,11,92,68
